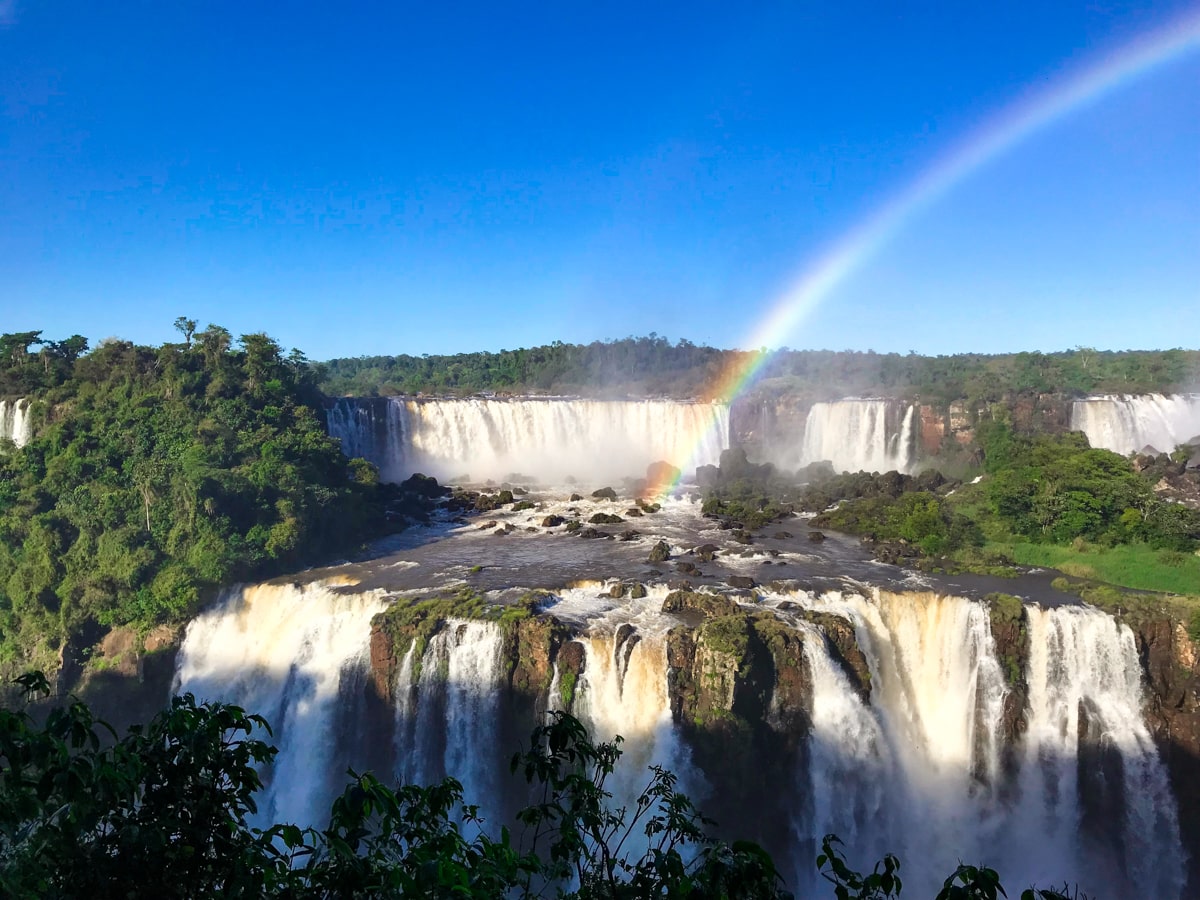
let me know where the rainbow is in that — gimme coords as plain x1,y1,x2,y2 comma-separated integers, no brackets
646,7,1200,499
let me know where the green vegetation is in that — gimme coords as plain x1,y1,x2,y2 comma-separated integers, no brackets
320,336,1199,406
0,326,391,678
992,541,1200,596
797,420,1200,601
373,587,542,674
0,675,1080,899
815,492,983,556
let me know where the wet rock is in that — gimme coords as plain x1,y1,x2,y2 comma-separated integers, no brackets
727,575,756,590
578,527,610,540
648,540,671,563
773,531,793,539
695,543,720,562
625,507,644,517
629,583,647,599
589,512,624,525
399,472,450,498
478,520,498,530
511,500,536,511
609,583,627,599
675,561,700,576
541,514,565,527
646,460,682,486
592,487,619,501
807,531,826,542
618,530,640,542
662,590,738,618
497,490,515,505
569,493,583,502
732,529,753,544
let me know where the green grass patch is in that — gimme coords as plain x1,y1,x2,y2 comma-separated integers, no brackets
993,541,1200,597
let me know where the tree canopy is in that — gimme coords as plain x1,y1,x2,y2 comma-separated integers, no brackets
0,325,390,679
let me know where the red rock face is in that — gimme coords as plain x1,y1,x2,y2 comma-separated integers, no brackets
368,624,395,702
919,405,944,455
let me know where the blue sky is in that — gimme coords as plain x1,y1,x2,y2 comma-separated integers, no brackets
2,2,1197,358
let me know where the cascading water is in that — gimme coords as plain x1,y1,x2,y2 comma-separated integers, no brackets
0,398,31,448
1017,605,1185,898
1071,393,1200,455
798,399,918,473
325,397,406,482
787,589,1184,899
174,579,387,827
393,619,506,808
325,397,730,484
168,566,1187,898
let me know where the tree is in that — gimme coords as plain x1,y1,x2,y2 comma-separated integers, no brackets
173,316,198,349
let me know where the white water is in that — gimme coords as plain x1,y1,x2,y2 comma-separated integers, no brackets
327,397,730,484
174,579,387,826
1071,393,1200,455
0,398,31,448
799,399,918,473
169,572,1186,897
789,590,1184,899
394,619,505,807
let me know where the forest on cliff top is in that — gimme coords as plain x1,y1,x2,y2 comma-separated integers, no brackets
0,325,391,679
320,337,1200,404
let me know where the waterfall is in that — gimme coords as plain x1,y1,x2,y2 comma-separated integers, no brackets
325,397,406,482
325,397,730,484
1071,394,1200,455
798,399,918,473
1016,605,1185,898
394,619,506,807
174,580,387,827
790,590,1184,899
574,629,698,834
0,398,31,448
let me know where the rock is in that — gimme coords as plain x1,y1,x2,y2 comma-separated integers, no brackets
578,527,610,540
398,472,451,498
478,520,498,530
497,490,515,505
541,515,565,527
592,487,619,501
475,495,500,512
608,583,627,599
648,540,671,563
807,531,826,542
646,460,682,487
695,543,719,562
512,500,536,511
695,464,720,488
618,530,640,542
727,575,756,590
676,561,699,575
569,493,583,502
565,520,582,533
773,531,793,539
589,512,624,525
629,583,647,599
662,590,738,618
732,529,753,544
625,507,643,517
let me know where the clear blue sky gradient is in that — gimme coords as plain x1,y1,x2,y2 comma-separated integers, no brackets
2,2,1197,358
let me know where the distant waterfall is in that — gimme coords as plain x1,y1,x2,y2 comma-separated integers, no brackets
174,580,387,827
1071,394,1200,455
799,399,917,473
325,397,730,484
791,590,1184,899
0,398,31,448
